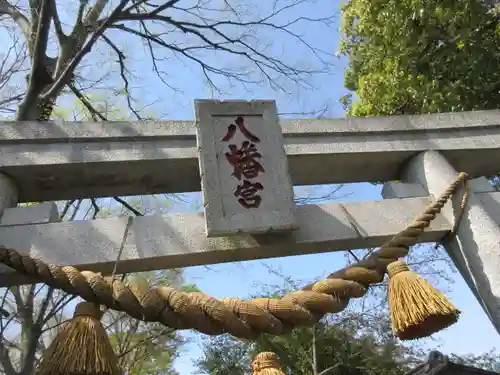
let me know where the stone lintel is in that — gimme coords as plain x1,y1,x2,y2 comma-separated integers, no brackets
0,196,451,287
1,109,500,202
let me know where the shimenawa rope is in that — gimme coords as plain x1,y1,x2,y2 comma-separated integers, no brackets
0,172,467,339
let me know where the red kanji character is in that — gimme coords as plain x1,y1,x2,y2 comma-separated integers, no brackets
221,116,260,142
222,124,236,142
234,180,264,208
225,140,265,180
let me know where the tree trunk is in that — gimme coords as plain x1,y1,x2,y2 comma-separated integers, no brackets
312,325,318,375
17,90,56,121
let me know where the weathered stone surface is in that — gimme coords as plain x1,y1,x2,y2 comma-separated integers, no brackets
195,100,296,236
0,196,450,286
381,182,428,199
1,109,500,202
0,202,59,226
0,173,18,213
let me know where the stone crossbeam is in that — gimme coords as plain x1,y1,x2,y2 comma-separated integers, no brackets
0,196,451,286
1,109,500,202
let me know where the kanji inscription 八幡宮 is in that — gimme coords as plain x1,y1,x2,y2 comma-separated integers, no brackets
222,116,265,209
195,100,297,237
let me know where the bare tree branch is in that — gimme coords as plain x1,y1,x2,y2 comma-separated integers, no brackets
68,82,107,120
84,0,111,26
117,326,176,360
0,0,31,40
0,29,28,115
35,287,53,326
16,0,53,120
41,0,129,101
50,0,65,43
4,0,334,123
113,196,143,216
0,339,16,375
100,33,142,119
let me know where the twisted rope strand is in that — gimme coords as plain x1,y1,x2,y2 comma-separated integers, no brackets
0,173,468,339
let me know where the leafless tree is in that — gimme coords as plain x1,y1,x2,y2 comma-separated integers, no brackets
0,1,335,373
0,28,27,115
0,0,335,121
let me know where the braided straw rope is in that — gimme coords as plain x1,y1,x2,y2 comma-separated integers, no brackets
0,173,467,339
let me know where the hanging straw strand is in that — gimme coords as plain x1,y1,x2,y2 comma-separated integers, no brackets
252,352,287,375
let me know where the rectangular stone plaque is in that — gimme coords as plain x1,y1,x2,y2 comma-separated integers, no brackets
195,99,297,237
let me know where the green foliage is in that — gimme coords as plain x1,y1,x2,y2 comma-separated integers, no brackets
52,93,157,121
340,0,500,116
194,283,417,375
194,281,500,375
195,320,414,375
18,202,41,208
108,325,180,375
265,322,411,375
195,335,253,375
339,0,500,188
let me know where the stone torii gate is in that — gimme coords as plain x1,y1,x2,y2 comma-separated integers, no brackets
0,100,499,335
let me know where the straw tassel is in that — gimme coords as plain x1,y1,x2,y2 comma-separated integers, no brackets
252,352,287,375
37,302,121,375
387,260,460,340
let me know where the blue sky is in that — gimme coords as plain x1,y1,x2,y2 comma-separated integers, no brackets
1,0,500,373
168,185,500,374
107,0,499,373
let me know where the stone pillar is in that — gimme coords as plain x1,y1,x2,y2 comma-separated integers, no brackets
0,173,18,215
399,150,500,335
